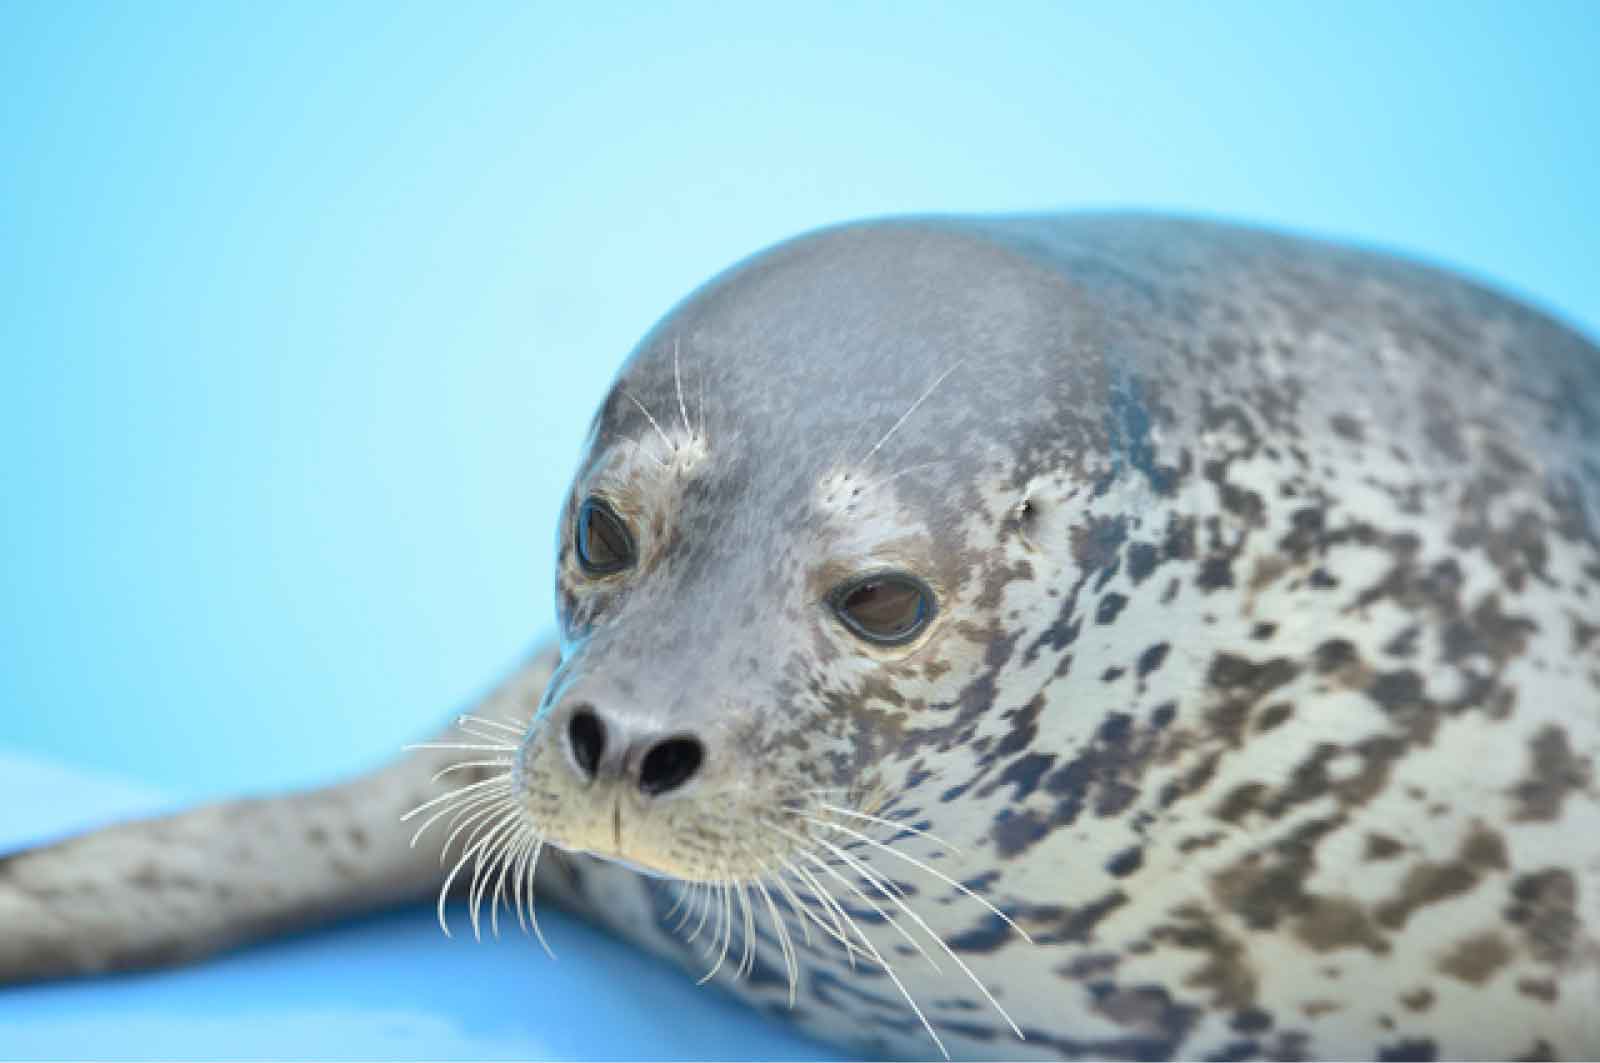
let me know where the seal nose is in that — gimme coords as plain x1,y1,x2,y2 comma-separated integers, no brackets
563,705,704,796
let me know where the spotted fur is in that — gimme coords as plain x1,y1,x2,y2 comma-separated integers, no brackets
3,216,1597,1060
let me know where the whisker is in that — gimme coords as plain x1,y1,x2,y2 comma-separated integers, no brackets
436,797,512,867
785,863,866,969
499,831,536,937
857,460,958,495
767,819,941,972
405,742,518,754
861,360,964,465
697,881,736,985
457,714,525,735
673,338,692,438
401,774,510,823
788,851,947,1057
767,862,818,950
523,839,555,957
430,759,514,783
814,836,1023,1041
470,815,523,941
455,721,523,746
664,879,694,927
408,787,508,849
735,879,757,979
749,868,799,1008
623,390,675,460
436,813,513,938
805,815,1033,944
687,878,716,946
813,803,962,853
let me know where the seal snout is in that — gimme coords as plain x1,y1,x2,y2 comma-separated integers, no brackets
562,703,705,798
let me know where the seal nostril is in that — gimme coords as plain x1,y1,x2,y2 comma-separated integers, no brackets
567,708,605,780
638,736,703,796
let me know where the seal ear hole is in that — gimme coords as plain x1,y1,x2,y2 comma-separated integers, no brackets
830,573,936,646
575,497,636,576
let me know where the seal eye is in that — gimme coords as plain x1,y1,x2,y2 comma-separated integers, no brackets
575,498,635,575
830,574,934,645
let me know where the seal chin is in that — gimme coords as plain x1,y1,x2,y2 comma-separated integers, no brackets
572,849,678,880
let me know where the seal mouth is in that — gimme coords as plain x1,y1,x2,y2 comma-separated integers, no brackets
406,713,1036,1060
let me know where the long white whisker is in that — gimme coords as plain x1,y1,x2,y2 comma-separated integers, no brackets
858,461,958,495
786,863,866,969
624,390,674,460
436,798,511,867
687,878,716,945
437,814,513,938
673,338,692,437
405,742,518,754
735,879,756,979
698,881,736,985
470,815,523,941
751,871,799,1008
408,787,508,849
861,361,964,465
813,802,961,853
524,839,554,957
815,836,1023,1041
790,851,947,1057
401,775,509,823
664,879,694,927
455,722,523,746
457,714,524,735
767,820,940,972
430,759,514,783
494,830,537,939
806,815,1033,944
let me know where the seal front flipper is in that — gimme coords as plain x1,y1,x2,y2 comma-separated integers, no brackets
0,641,559,983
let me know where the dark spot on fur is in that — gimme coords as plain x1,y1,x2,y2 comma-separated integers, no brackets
1107,846,1144,877
1510,724,1593,822
1516,977,1558,1003
1128,542,1159,584
1505,868,1578,966
1364,834,1405,861
1137,642,1170,679
1376,1038,1438,1062
1254,702,1292,733
1151,903,1257,1009
1197,557,1234,591
1097,592,1129,625
1398,988,1434,1011
1436,931,1512,984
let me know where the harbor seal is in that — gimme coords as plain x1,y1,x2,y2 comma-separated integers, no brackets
2,214,1597,1060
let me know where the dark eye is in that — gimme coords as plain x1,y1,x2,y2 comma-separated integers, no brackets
830,574,935,645
575,498,635,575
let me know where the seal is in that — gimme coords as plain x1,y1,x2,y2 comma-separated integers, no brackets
3,214,1598,1061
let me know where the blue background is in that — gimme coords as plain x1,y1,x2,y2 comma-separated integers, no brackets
1,2,1596,1059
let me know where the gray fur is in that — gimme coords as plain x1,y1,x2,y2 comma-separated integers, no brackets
4,215,1598,1060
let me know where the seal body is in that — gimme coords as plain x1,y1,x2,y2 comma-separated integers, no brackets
517,215,1600,1059
2,215,1597,1061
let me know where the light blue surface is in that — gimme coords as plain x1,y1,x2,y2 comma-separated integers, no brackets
1,2,1596,1059
0,753,838,1060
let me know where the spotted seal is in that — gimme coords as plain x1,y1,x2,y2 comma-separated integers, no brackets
2,215,1597,1060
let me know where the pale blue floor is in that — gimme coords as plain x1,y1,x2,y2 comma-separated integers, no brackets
0,754,838,1060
